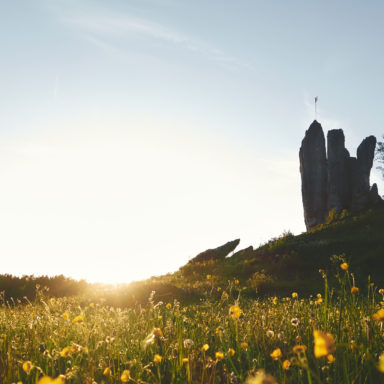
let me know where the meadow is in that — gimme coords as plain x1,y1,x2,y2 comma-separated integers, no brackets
1,257,384,384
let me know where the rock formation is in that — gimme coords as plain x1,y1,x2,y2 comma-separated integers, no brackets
300,121,382,230
189,239,240,264
299,121,328,229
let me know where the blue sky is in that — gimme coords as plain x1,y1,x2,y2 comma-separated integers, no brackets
1,0,384,282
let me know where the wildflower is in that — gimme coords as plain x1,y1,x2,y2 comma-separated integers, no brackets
217,287,221,292
327,354,336,363
103,367,112,377
201,344,209,352
89,302,95,308
379,289,384,295
270,348,282,360
292,292,298,299
378,353,384,373
291,318,299,327
315,297,323,305
272,297,278,305
313,330,335,358
235,279,239,285
22,361,33,374
183,339,194,349
215,351,224,361
229,305,242,319
228,348,235,357
60,347,70,358
72,315,84,324
166,303,171,309
241,342,248,351
62,313,69,321
38,376,65,384
120,369,131,382
245,369,278,384
282,359,291,370
266,330,275,338
340,262,348,271
153,354,162,363
182,358,189,363
351,286,359,295
292,345,307,354
317,293,322,299
222,291,229,299
373,309,384,321
206,274,212,280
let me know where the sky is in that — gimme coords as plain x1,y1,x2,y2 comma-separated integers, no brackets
1,0,384,283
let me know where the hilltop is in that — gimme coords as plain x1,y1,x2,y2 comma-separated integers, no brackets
140,205,384,301
3,206,384,307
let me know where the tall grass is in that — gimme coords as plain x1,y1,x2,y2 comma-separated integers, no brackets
1,257,384,383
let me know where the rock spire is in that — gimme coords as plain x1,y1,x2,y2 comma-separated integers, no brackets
300,121,381,230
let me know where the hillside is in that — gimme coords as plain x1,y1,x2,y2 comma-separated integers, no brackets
152,206,384,298
1,206,384,306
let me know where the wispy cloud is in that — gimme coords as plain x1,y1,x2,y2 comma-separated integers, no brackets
61,10,252,71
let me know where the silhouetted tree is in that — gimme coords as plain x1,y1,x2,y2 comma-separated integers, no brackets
376,135,384,178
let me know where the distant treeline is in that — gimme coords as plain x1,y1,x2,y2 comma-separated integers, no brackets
0,274,88,302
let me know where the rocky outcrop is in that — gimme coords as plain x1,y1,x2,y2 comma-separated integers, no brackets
327,129,351,213
300,121,382,230
299,121,328,229
189,239,240,264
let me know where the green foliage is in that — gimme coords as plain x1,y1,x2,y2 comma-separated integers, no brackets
376,135,384,179
2,263,384,383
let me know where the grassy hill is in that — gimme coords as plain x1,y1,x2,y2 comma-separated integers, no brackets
1,207,384,306
141,206,384,301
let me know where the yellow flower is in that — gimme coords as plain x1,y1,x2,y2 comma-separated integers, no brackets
292,345,307,354
373,309,384,321
270,348,282,360
351,286,359,295
313,330,335,358
222,291,229,299
229,305,242,319
245,369,278,384
62,313,69,321
235,279,239,285
241,342,248,351
292,292,298,299
120,370,131,382
228,348,235,357
201,344,209,352
206,274,212,280
22,361,33,374
38,376,65,384
215,352,224,361
272,297,278,305
327,354,336,363
103,367,112,377
340,262,348,271
378,352,384,373
315,298,323,305
317,293,322,299
72,315,84,324
282,359,291,370
166,303,171,309
60,347,70,358
379,289,384,295
182,357,189,363
89,302,95,308
217,287,221,292
153,354,162,363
